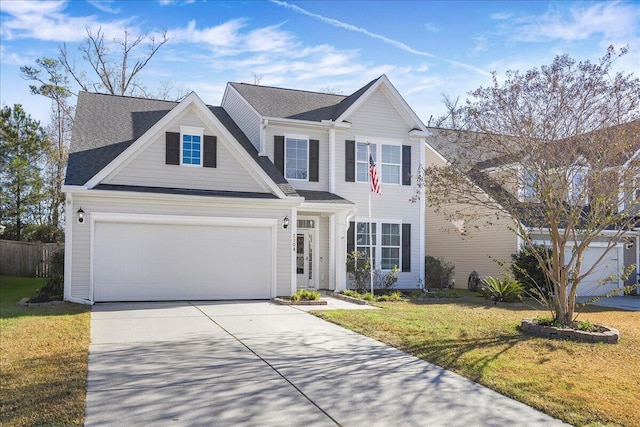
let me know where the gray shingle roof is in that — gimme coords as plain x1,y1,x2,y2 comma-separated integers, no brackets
94,184,279,199
65,91,297,197
297,190,354,204
228,76,380,122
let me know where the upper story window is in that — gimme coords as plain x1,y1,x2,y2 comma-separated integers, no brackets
285,136,308,180
356,142,377,182
381,145,401,184
520,169,537,202
180,126,204,167
569,167,588,205
357,142,401,184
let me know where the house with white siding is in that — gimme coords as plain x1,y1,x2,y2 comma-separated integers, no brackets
424,125,640,297
62,75,428,303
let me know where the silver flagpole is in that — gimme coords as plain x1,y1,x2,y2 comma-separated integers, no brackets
367,142,374,296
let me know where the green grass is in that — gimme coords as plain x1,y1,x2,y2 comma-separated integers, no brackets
315,295,640,427
0,275,90,427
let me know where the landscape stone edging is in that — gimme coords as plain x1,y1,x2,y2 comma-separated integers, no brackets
17,297,65,307
325,291,370,305
272,297,328,306
521,318,619,344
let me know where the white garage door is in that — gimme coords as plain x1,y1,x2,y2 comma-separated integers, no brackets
93,221,272,301
571,246,622,297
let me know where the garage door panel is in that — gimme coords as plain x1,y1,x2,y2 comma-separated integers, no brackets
94,221,272,301
566,246,622,297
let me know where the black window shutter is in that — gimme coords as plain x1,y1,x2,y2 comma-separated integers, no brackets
274,135,285,176
166,132,180,165
347,221,355,253
309,139,319,182
345,140,355,182
402,145,411,186
402,223,411,272
203,135,217,168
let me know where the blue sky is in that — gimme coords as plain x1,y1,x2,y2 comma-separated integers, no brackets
1,0,639,126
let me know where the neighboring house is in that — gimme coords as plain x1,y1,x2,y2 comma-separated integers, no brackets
425,125,640,297
62,75,428,304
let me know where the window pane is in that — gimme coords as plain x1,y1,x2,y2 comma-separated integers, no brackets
357,163,369,182
356,143,376,182
382,145,400,163
382,223,400,246
285,137,308,180
381,248,399,270
382,164,400,184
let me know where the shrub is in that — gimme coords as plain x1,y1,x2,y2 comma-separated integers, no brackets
376,291,404,302
30,249,64,303
511,245,552,296
346,251,372,293
291,289,321,301
374,266,400,290
425,256,455,289
362,292,375,301
480,276,524,303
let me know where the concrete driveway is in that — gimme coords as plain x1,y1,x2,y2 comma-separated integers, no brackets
86,301,567,426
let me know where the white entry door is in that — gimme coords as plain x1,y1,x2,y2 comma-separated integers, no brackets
296,230,315,289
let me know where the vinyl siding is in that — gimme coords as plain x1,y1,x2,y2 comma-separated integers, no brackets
335,88,422,289
265,125,330,192
68,193,293,301
104,109,267,193
221,87,261,150
424,144,517,287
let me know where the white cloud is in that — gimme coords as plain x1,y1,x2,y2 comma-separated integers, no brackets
424,23,439,33
491,12,514,20
270,0,491,77
0,0,134,42
87,1,120,14
471,35,488,55
506,2,640,42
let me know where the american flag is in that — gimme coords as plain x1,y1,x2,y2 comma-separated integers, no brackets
369,154,381,194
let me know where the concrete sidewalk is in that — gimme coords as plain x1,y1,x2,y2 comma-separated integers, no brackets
85,301,568,426
577,295,640,311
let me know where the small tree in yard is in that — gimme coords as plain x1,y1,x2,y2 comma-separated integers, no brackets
420,46,640,326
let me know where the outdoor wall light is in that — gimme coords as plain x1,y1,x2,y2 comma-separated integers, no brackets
283,215,289,229
77,207,85,224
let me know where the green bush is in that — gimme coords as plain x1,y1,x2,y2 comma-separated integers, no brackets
362,292,375,301
30,249,64,303
374,266,399,290
291,289,321,301
346,251,372,293
425,255,455,289
376,291,404,302
511,245,552,295
480,276,524,303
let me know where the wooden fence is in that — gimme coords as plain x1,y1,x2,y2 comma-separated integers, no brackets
0,240,64,277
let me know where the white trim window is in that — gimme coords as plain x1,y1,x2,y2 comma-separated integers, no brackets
356,142,376,182
180,126,204,167
380,223,401,269
356,220,402,271
519,168,537,202
381,144,401,184
285,136,309,180
356,222,377,266
569,167,588,205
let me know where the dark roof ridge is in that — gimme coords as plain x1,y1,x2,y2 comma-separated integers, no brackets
78,90,182,105
229,81,347,99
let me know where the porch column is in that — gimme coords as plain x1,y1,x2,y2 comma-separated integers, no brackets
329,215,336,290
334,211,348,291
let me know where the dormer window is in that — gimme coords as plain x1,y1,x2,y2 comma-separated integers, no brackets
568,167,588,205
180,126,204,167
519,168,537,202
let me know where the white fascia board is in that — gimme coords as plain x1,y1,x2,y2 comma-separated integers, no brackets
263,116,336,129
335,75,428,132
78,187,303,207
299,201,355,213
61,185,88,193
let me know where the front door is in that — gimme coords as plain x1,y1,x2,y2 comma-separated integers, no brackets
296,230,315,289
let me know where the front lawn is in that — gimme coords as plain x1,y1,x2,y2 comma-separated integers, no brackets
0,275,90,427
315,295,639,427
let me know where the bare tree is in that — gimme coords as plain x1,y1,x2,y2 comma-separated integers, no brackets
59,27,168,97
433,93,461,128
20,58,73,229
420,46,640,325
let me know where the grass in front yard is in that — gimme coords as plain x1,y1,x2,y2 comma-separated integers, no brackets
315,295,640,427
0,275,90,427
